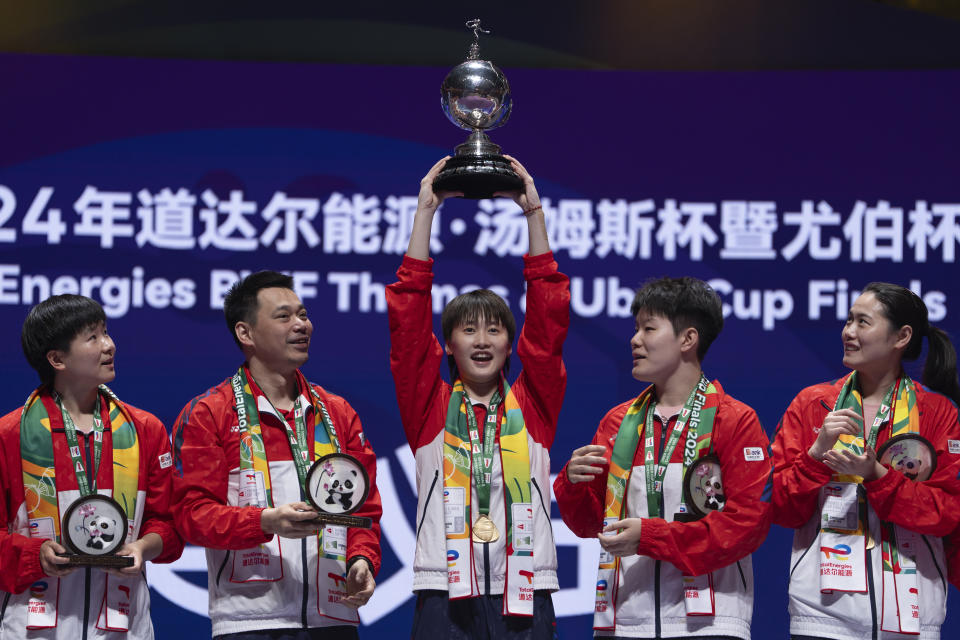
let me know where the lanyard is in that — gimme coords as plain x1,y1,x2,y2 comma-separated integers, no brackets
462,390,501,516
836,376,898,449
55,392,105,496
643,374,710,518
865,380,897,449
245,371,341,491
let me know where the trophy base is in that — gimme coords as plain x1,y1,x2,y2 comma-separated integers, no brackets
433,154,522,200
57,553,136,568
314,514,373,529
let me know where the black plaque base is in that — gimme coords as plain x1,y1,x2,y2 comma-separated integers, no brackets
314,514,373,529
58,553,135,568
433,154,522,199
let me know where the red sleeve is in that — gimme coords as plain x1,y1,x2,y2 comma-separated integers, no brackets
132,409,184,564
635,397,772,576
553,403,625,538
170,392,273,550
328,394,383,577
512,252,570,448
770,385,835,529
386,255,447,450
0,410,46,593
863,391,960,536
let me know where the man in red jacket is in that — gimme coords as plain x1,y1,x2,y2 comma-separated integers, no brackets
554,277,771,640
171,270,382,639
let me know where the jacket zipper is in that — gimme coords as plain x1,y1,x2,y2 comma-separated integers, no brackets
866,544,878,640
789,527,820,578
654,415,665,639
299,485,309,628
216,551,232,585
736,560,747,590
300,538,309,628
531,477,554,548
483,542,491,595
654,560,661,639
921,534,946,590
416,470,440,542
82,567,91,640
82,432,93,640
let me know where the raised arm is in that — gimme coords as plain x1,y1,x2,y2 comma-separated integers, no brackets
406,157,460,260
497,155,549,257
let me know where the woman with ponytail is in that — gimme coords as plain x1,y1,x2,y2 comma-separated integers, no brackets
771,282,960,640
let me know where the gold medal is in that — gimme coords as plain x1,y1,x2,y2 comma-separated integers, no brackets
471,514,500,543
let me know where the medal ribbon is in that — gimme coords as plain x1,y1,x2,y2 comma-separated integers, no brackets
642,374,712,518
55,392,105,496
461,391,500,517
594,374,718,630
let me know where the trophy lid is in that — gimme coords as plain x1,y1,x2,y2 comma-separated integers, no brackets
440,19,512,133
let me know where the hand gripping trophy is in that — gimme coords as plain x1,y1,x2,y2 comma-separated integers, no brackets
432,19,522,199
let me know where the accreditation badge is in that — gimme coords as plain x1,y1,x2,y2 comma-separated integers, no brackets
683,573,715,616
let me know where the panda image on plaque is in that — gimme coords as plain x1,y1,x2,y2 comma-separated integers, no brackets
60,494,134,566
683,454,727,519
305,452,373,528
877,433,937,482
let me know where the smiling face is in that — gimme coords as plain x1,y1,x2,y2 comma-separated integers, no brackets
52,321,116,388
240,287,312,373
444,316,512,390
841,292,909,377
629,310,686,385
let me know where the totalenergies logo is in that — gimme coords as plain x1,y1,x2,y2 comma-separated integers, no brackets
821,544,851,561
447,550,459,566
29,581,48,599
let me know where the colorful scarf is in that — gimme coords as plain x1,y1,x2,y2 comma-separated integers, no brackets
595,375,719,629
20,385,140,542
20,384,141,631
822,371,922,634
443,378,535,616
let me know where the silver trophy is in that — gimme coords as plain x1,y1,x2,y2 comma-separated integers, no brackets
433,19,522,199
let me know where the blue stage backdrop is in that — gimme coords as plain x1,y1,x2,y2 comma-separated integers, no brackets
0,54,957,637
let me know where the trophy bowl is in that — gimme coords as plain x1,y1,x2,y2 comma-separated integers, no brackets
441,60,512,132
433,21,522,199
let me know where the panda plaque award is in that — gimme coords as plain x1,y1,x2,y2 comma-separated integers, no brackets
305,452,373,529
59,494,135,567
680,454,727,521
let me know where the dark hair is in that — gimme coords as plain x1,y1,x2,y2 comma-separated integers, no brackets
21,295,107,385
441,289,517,381
862,282,960,405
223,271,295,348
630,277,724,361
